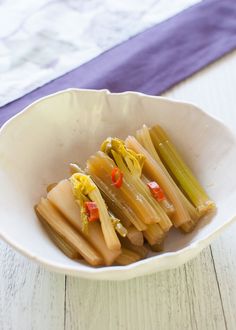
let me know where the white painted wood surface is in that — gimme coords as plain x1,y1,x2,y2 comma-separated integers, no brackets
1,51,236,330
0,241,65,330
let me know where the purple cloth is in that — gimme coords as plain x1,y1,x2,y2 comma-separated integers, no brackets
1,0,236,126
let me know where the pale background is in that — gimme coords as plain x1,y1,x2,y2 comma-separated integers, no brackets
0,0,200,106
1,1,236,329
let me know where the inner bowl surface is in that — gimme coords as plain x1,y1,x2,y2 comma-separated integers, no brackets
0,89,236,280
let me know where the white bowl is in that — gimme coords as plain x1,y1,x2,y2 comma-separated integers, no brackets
0,89,236,280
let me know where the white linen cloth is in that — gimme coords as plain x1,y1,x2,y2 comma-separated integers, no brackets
0,0,201,106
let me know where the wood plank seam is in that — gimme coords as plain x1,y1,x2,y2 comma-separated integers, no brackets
64,276,67,330
183,265,199,330
210,247,228,330
183,248,227,330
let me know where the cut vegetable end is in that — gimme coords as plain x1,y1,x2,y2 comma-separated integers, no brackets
69,163,84,175
180,219,197,233
120,237,149,259
115,248,141,265
136,125,162,165
143,223,165,246
36,207,80,260
36,198,104,266
159,199,175,216
110,215,128,237
127,226,144,246
197,200,216,215
47,183,57,193
115,222,128,237
149,242,164,252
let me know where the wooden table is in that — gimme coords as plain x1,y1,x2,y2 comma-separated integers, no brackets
1,50,236,330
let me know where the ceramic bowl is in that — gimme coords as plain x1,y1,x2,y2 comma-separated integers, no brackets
0,89,236,280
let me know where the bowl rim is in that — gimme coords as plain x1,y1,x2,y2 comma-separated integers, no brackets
1,88,236,279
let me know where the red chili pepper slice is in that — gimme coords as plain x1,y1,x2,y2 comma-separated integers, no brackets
147,181,166,202
111,167,123,188
84,201,99,222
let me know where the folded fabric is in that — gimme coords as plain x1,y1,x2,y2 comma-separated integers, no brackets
0,0,200,107
1,0,236,126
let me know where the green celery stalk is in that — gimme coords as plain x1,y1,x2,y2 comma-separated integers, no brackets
150,125,215,214
136,125,200,232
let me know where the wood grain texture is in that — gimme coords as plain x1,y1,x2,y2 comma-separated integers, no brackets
0,240,65,330
65,248,225,330
211,224,236,329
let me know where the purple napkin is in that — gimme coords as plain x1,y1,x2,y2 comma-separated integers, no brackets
1,0,236,126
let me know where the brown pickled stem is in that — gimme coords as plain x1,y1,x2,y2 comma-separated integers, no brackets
111,150,172,231
47,183,57,193
143,223,165,245
87,152,154,226
36,207,80,259
120,237,149,259
136,125,200,221
127,226,144,246
88,185,121,251
125,136,191,227
87,163,147,231
115,248,141,265
47,180,121,265
149,242,164,252
36,198,103,266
